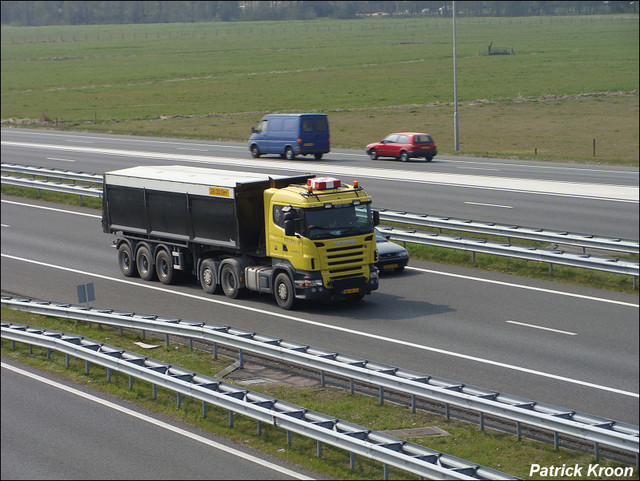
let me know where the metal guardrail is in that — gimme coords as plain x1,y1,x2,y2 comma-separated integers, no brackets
377,208,639,255
2,162,637,282
3,296,637,459
1,320,518,481
377,225,639,278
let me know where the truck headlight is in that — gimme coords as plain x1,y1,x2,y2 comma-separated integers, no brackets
295,279,324,288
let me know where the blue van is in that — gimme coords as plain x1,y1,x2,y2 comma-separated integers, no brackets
249,114,330,160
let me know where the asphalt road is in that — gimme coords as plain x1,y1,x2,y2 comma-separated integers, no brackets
2,128,638,239
1,197,637,425
1,360,318,480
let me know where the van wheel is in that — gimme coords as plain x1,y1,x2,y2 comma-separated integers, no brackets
285,147,295,160
400,151,409,162
274,273,296,310
250,145,261,158
369,149,378,160
220,263,245,299
136,245,155,281
314,153,323,160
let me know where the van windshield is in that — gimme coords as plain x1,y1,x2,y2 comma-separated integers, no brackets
302,202,373,239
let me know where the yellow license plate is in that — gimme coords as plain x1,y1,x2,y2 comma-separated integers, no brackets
383,264,398,269
343,288,360,294
304,142,314,146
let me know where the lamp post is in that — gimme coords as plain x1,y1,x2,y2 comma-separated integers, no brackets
452,1,460,152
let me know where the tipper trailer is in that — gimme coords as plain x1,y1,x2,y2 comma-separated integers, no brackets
102,165,380,309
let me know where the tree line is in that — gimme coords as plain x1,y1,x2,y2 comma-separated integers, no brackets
1,1,637,26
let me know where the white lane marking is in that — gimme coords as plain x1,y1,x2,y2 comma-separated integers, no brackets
405,266,639,308
456,166,501,171
46,157,76,162
2,141,637,202
1,199,101,218
506,320,577,336
464,201,513,209
177,147,210,152
1,363,313,480
2,253,637,398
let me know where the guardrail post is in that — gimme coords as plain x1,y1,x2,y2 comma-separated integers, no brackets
480,412,485,431
320,370,325,387
350,452,355,470
595,441,600,461
238,349,244,368
189,338,193,351
554,431,559,450
202,401,207,418
46,348,51,359
152,384,157,399
66,353,70,366
379,385,384,405
213,342,218,359
350,378,354,394
286,430,291,446
411,394,416,413
165,333,170,346
29,343,33,355
257,420,262,436
229,410,234,427
384,463,389,480
549,263,553,275
129,375,133,390
516,421,522,441
107,368,111,382
445,403,450,420
317,440,322,458
85,360,90,374
177,392,181,408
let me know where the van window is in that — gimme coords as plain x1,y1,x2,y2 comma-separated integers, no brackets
283,118,297,132
302,117,328,132
270,118,283,131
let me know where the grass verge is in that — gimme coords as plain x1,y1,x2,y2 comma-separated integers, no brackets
2,308,637,480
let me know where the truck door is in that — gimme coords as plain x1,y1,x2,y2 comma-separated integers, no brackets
269,205,302,264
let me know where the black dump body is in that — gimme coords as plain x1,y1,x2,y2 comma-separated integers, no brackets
102,165,312,254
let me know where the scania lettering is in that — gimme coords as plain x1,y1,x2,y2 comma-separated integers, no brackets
102,166,379,309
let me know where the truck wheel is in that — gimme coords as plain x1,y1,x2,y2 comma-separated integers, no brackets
369,149,378,160
274,273,296,310
155,250,174,285
136,245,155,281
199,259,219,294
220,263,244,299
285,147,295,160
250,145,261,158
117,243,137,277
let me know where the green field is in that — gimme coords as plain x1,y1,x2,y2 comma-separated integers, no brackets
1,15,638,164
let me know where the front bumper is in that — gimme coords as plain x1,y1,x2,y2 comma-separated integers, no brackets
293,267,379,300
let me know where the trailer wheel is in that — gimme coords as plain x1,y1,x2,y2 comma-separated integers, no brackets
155,250,174,285
274,272,296,310
199,259,219,294
136,245,155,281
220,263,244,299
117,243,137,277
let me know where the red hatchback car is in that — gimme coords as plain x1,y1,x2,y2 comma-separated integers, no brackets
366,132,437,162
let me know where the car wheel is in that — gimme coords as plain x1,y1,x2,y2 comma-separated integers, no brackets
250,145,261,158
400,151,409,162
369,149,378,160
285,147,295,160
426,156,433,162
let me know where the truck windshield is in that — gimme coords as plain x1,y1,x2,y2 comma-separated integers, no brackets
303,203,373,240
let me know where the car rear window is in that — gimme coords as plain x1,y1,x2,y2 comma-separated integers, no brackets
413,134,433,143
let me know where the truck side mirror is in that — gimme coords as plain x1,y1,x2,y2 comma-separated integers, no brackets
373,210,380,226
284,219,295,236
